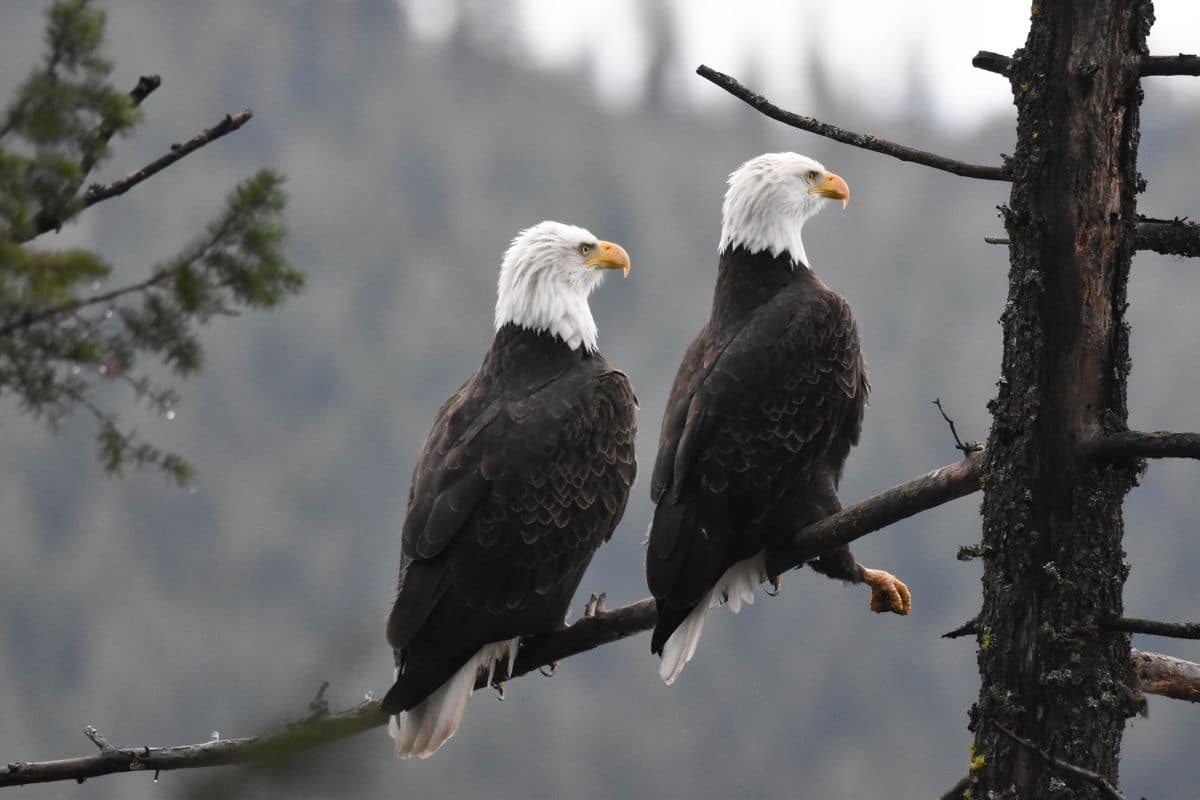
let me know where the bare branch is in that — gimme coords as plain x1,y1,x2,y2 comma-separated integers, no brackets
1104,617,1200,640
945,625,1198,705
0,453,988,788
82,110,253,209
1136,216,1200,258
79,74,162,177
932,398,984,456
781,451,985,566
973,50,1200,79
1081,430,1200,461
980,50,1200,78
991,721,1127,800
1132,648,1200,703
988,218,1200,256
22,109,254,242
1140,54,1200,76
695,65,1009,181
0,707,385,788
942,617,979,640
972,51,1011,77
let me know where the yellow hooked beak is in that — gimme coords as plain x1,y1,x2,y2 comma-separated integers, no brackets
807,171,850,209
584,240,631,277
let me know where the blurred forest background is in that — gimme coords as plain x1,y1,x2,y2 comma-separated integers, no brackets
1,2,1198,798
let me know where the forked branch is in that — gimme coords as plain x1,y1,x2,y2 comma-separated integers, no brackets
696,65,1009,181
21,109,254,242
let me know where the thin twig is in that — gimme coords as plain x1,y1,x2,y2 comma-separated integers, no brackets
984,236,1010,245
695,65,1009,181
82,110,253,207
0,452,988,788
991,722,1127,800
942,617,979,640
83,726,115,754
1106,617,1200,640
4,190,248,338
21,109,254,242
30,74,163,236
932,398,983,456
1081,430,1200,461
79,74,162,177
0,270,170,338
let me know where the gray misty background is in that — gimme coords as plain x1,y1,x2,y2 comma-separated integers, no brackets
2,2,1198,798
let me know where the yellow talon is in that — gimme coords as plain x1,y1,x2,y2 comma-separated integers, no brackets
862,567,912,615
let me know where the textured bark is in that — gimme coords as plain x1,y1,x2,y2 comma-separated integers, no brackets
968,3,1151,797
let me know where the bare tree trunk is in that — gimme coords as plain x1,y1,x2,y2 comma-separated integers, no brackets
970,2,1151,796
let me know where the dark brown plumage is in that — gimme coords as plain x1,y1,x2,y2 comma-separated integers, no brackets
645,152,909,684
384,323,637,743
383,221,634,756
647,246,868,652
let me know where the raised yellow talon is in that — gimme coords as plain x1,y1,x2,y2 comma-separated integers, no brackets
862,567,912,615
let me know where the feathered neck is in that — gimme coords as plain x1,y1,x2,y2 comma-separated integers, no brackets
494,237,602,353
716,155,832,268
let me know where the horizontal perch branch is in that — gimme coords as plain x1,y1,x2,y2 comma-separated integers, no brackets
1140,54,1200,76
695,65,1009,181
0,452,986,788
1136,216,1200,258
973,51,1200,78
781,451,984,564
1081,430,1200,461
1104,617,1200,640
986,217,1200,257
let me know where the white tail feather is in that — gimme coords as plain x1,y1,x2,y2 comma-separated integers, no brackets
658,551,768,685
388,638,519,759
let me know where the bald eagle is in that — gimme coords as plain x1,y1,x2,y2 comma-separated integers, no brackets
384,221,637,757
646,153,911,684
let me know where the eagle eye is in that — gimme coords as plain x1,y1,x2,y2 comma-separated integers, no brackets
578,242,594,255
806,169,820,181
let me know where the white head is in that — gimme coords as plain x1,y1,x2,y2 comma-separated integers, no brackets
495,221,631,352
718,152,850,268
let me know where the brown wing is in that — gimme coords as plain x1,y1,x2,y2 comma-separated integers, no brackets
646,287,867,652
384,361,637,711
